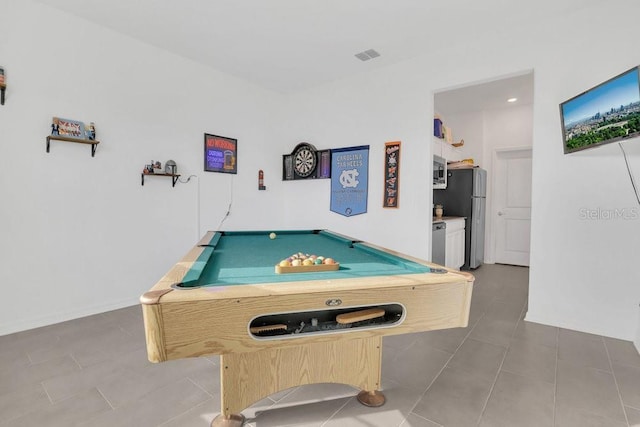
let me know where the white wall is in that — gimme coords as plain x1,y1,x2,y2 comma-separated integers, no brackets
281,69,432,257
524,7,640,339
2,1,640,342
437,111,484,166
284,2,640,341
0,1,290,335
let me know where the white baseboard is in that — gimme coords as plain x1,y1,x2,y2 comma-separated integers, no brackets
0,297,140,337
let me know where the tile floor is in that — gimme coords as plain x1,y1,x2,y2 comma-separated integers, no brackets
1,264,639,426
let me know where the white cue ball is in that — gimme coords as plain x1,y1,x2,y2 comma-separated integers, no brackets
269,232,276,240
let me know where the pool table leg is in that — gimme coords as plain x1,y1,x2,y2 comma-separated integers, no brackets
216,336,384,423
357,389,386,407
210,413,245,427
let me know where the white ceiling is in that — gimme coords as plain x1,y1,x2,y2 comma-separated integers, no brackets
34,0,595,100
435,72,534,116
31,0,599,114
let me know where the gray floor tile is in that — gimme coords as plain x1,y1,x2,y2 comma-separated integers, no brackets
605,336,640,368
413,324,472,354
479,371,554,427
555,358,626,423
243,383,355,427
97,356,216,409
78,377,210,427
384,332,423,353
626,405,640,425
554,401,628,427
0,354,80,395
159,398,218,427
468,292,493,324
323,385,422,427
0,383,51,424
42,357,127,403
382,338,452,392
447,338,506,382
0,327,61,358
265,386,299,403
2,388,111,427
412,366,494,426
501,337,556,383
558,328,610,371
0,349,31,375
512,320,558,349
611,362,640,408
1,265,636,426
71,328,147,367
469,301,522,347
187,364,221,397
28,325,144,367
401,413,443,426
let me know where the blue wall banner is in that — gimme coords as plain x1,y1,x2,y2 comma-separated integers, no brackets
330,146,369,217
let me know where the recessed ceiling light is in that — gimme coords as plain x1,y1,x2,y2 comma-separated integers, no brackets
507,97,518,103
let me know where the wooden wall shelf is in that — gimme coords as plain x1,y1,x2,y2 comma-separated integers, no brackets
0,84,5,105
46,135,100,157
141,173,181,187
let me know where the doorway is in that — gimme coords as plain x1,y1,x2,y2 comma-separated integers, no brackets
433,70,534,267
491,147,532,266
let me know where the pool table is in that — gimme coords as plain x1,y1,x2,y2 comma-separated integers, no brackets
141,230,473,427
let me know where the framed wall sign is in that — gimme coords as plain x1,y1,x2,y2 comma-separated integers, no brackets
53,117,86,139
204,134,237,174
383,141,400,208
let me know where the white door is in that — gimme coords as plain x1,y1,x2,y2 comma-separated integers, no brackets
493,148,532,266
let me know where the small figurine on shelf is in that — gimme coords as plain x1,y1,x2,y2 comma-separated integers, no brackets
165,160,177,175
51,117,60,136
153,161,162,172
86,122,96,140
143,164,154,174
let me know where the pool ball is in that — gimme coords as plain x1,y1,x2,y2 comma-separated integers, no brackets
269,232,276,240
291,259,302,267
302,258,314,266
279,260,291,267
324,258,335,265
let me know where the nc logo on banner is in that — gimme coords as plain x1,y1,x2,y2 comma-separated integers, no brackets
339,169,359,188
330,146,369,217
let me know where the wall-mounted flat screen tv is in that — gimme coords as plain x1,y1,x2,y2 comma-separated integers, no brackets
560,66,640,154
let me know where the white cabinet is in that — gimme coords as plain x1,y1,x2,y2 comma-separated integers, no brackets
432,137,463,162
444,218,465,270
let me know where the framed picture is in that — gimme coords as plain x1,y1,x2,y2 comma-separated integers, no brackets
204,134,237,174
54,117,86,139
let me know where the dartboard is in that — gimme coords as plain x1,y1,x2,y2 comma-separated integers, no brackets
293,143,317,178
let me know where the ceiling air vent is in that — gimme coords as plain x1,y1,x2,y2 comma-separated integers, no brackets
355,49,381,61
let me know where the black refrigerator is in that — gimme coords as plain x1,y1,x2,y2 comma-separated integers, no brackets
433,167,486,270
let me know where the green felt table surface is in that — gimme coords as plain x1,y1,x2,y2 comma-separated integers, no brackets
179,230,433,287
